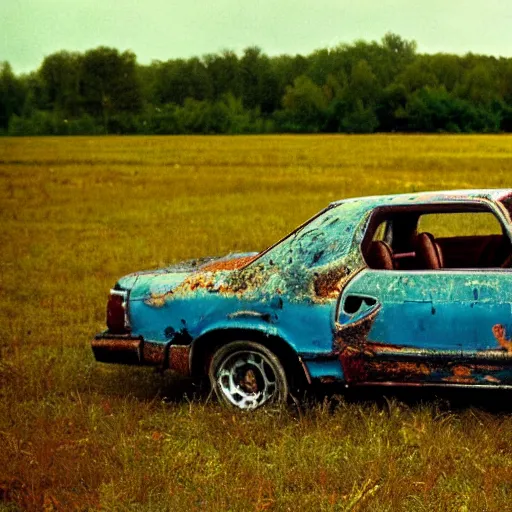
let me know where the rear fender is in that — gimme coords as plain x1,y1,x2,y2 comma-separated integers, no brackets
189,321,306,386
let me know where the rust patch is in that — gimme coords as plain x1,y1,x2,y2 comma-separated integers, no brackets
200,255,257,272
181,273,216,291
145,266,241,308
229,263,267,293
314,266,349,299
167,272,219,297
185,259,269,298
338,313,512,386
142,342,166,365
337,308,380,382
92,338,140,353
173,261,268,296
145,291,173,308
365,360,431,381
365,341,418,354
492,324,512,353
169,345,191,376
442,365,475,384
91,336,142,364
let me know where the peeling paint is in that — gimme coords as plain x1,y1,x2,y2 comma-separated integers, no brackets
492,324,512,352
199,255,257,272
314,267,350,299
442,365,475,384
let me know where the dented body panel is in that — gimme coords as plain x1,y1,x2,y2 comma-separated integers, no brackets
92,189,512,392
337,269,512,385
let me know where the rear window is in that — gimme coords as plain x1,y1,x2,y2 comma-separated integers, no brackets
418,212,502,238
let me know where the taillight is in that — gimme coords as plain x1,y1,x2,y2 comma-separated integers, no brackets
107,290,129,334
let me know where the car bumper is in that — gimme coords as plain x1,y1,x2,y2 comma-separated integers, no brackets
92,332,144,365
92,332,191,375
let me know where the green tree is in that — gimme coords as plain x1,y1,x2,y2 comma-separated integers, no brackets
376,83,408,131
332,60,380,133
80,47,142,131
458,62,499,106
404,86,500,133
280,75,328,132
341,99,379,133
0,62,25,131
397,57,439,93
347,60,378,106
152,58,212,106
239,47,280,113
39,51,82,117
204,51,242,101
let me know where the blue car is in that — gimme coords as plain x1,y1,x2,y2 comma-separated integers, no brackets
93,189,512,409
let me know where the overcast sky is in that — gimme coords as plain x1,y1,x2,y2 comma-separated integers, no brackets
2,0,512,73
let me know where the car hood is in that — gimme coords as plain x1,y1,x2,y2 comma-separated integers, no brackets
115,252,259,297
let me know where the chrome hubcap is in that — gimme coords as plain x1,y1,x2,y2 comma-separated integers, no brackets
217,350,277,409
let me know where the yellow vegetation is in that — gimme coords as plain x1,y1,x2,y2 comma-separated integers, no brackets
1,135,512,511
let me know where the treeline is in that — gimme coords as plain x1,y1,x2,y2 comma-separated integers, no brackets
2,33,512,135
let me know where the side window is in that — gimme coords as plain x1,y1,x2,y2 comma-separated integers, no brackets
364,208,511,270
416,211,509,269
418,212,502,237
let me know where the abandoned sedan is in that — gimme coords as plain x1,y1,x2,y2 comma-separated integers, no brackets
93,189,512,409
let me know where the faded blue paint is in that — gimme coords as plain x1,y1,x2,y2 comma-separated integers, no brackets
129,294,335,357
341,269,512,352
96,189,512,387
304,360,345,380
124,198,374,369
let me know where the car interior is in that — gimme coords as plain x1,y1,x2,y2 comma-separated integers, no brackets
363,205,512,271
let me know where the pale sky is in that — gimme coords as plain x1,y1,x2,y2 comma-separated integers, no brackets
1,0,512,73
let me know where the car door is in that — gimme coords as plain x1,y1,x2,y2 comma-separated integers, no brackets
336,268,512,386
457,270,512,385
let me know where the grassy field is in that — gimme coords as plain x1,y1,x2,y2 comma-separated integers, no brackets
1,134,512,511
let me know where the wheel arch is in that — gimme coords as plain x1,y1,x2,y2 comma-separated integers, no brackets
190,327,309,388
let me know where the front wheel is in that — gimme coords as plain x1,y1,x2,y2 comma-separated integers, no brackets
208,341,289,410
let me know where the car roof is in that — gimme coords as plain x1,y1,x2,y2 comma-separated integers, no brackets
330,189,512,208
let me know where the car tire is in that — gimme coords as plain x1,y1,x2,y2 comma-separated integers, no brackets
208,341,289,410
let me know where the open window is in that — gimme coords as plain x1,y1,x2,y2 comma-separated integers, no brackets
362,203,512,270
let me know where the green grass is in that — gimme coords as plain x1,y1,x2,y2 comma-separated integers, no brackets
1,134,512,511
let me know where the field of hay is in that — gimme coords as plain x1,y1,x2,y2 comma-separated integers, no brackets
1,134,512,511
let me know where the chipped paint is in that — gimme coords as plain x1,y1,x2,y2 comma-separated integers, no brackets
442,365,475,384
492,324,512,352
313,266,350,299
199,255,257,272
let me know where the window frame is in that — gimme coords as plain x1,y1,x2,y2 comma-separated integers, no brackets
361,200,511,272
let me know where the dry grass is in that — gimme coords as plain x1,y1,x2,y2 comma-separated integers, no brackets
1,134,512,511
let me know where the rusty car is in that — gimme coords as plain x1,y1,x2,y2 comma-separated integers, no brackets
92,189,512,409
